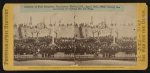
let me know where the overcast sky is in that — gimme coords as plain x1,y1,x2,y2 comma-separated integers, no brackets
14,4,136,37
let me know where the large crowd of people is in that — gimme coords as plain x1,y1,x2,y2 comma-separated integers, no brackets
14,36,136,58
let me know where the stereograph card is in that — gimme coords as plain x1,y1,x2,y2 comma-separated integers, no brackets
2,3,148,70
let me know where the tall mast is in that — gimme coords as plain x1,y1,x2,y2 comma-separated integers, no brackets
74,12,76,25
59,20,61,25
29,16,32,26
51,21,55,45
90,16,93,25
43,16,45,24
112,21,117,45
42,16,46,28
50,16,51,24
91,16,95,37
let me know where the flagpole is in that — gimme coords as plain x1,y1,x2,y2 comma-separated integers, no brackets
49,14,57,46
73,11,78,66
51,22,55,45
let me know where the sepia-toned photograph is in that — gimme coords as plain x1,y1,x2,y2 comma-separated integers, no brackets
13,4,137,66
